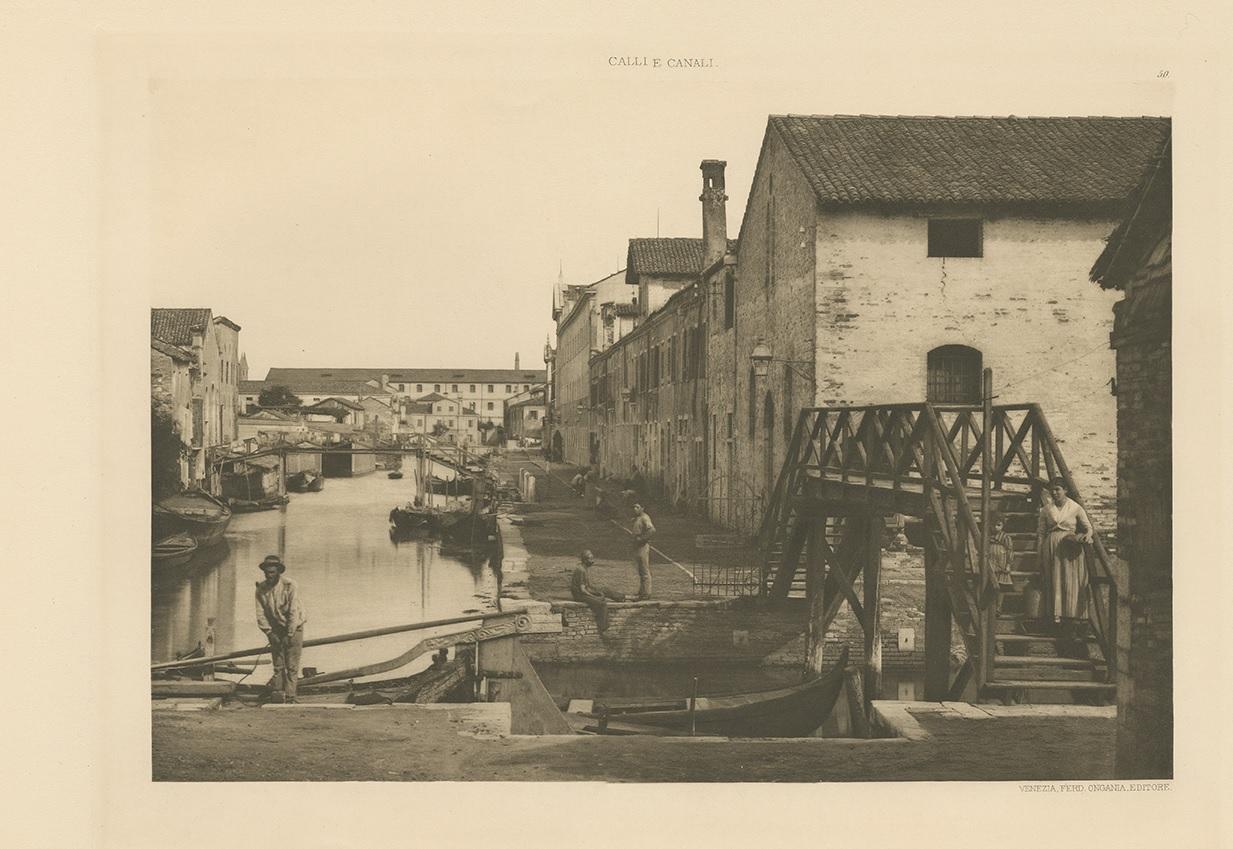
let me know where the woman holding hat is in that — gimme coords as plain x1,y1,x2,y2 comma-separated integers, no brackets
255,555,307,703
1037,479,1094,629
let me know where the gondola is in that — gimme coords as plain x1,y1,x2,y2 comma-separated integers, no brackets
151,532,198,569
153,489,233,548
287,471,324,492
574,646,849,737
226,494,289,513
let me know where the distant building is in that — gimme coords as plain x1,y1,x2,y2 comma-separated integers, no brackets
551,269,634,466
302,397,366,428
150,337,196,488
263,366,545,427
238,380,265,414
151,307,243,491
1090,136,1172,779
504,384,546,444
410,392,481,444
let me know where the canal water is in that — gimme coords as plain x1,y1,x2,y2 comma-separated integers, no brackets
151,474,499,681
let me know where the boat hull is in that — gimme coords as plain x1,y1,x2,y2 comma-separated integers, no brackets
153,490,233,548
152,533,198,569
287,472,324,493
592,646,849,737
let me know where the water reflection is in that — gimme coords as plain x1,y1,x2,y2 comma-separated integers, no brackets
151,475,498,678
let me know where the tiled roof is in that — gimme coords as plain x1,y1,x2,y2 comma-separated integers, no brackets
609,302,641,317
238,380,266,394
769,115,1171,207
1092,137,1171,290
151,308,212,346
626,238,740,281
417,392,449,402
265,367,546,385
306,397,365,411
404,401,433,414
151,337,194,361
264,379,389,396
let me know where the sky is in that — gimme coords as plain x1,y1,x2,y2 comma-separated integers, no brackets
140,25,1178,380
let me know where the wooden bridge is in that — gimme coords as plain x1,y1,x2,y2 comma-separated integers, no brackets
759,386,1118,704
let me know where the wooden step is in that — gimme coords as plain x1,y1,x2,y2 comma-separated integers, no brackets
994,656,1103,668
982,680,1115,692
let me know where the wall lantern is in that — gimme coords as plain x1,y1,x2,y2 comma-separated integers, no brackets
750,339,773,378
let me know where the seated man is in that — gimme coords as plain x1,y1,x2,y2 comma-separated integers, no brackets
570,549,625,633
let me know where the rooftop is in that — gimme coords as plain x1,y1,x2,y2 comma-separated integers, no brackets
265,367,546,386
769,115,1171,208
151,337,194,362
151,308,212,346
626,238,739,283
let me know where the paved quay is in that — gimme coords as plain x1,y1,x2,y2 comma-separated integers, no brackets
152,699,1117,782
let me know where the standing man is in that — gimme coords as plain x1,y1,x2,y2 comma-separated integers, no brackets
571,550,626,632
630,502,656,600
255,554,307,703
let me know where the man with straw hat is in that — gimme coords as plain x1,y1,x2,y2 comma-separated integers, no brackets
255,555,307,703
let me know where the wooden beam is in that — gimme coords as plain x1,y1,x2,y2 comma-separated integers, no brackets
923,522,952,701
769,515,811,599
804,515,829,677
863,513,883,707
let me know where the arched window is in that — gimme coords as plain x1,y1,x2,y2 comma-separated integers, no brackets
927,345,982,403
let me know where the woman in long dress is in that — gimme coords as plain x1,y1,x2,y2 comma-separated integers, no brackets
1037,478,1095,626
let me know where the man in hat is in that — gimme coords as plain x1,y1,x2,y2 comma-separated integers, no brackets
255,555,307,703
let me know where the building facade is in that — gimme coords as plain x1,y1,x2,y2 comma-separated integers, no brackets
504,385,546,444
569,116,1169,537
1090,137,1172,779
151,307,243,491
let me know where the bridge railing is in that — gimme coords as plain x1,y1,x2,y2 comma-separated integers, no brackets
761,402,1119,685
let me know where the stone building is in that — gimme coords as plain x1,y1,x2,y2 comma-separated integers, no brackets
264,366,544,428
706,115,1170,533
151,307,243,490
504,384,546,444
150,337,195,489
1089,136,1172,779
551,269,632,465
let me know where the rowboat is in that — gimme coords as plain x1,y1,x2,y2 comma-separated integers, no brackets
153,490,233,548
577,646,849,737
151,532,198,569
387,471,404,480
287,471,324,492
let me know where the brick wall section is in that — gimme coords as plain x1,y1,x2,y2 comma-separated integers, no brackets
520,597,927,670
1111,238,1171,778
706,127,818,533
813,211,1121,529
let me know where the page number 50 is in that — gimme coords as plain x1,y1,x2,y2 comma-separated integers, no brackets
1157,70,1170,78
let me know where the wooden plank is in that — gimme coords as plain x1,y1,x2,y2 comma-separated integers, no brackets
769,516,811,599
923,524,952,701
863,514,883,708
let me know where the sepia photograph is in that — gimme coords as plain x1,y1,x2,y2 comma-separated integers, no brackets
146,94,1172,782
5,2,1228,847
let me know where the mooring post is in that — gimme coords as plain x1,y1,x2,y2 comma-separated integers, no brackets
689,677,698,736
804,514,829,677
863,513,882,708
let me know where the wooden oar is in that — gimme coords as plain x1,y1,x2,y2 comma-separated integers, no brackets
150,611,515,671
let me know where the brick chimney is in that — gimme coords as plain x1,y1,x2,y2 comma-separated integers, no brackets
514,352,520,370
700,159,728,269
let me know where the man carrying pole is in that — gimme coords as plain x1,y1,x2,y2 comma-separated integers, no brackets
630,502,656,600
255,554,307,703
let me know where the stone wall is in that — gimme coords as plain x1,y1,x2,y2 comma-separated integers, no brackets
812,210,1121,528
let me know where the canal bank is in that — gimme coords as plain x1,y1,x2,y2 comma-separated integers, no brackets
151,699,1117,781
490,451,937,700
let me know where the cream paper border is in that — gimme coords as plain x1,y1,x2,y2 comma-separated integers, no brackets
4,3,1228,847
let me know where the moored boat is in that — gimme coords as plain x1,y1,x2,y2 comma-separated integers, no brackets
577,646,850,737
387,470,404,479
227,494,289,513
153,490,233,548
389,505,432,532
152,532,198,569
287,471,324,492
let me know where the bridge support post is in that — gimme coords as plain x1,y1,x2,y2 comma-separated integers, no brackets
862,513,882,708
803,515,828,676
923,525,952,701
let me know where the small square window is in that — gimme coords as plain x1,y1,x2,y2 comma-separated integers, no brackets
487,402,494,411
470,384,476,393
928,219,982,258
452,384,458,392
487,384,494,393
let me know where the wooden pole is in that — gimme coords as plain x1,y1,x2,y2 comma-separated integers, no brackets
923,523,952,700
863,513,882,707
844,666,871,738
804,515,828,678
980,368,994,686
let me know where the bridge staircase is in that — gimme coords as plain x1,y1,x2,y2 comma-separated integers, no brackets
758,401,1118,704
